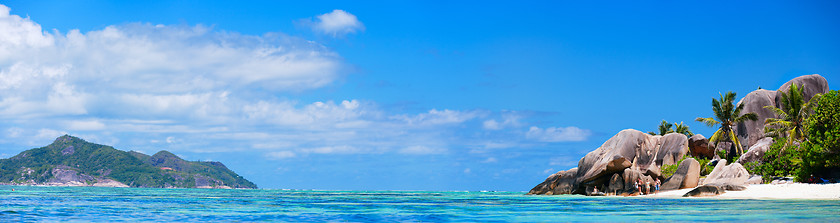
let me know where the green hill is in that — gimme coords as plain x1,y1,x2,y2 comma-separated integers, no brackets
0,135,257,188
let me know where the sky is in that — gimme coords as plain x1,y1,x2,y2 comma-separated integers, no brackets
0,1,838,191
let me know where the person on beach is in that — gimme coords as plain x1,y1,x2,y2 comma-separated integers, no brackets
645,179,651,195
655,179,661,194
634,180,639,195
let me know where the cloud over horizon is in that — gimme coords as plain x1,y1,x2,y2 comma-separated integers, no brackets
0,4,589,162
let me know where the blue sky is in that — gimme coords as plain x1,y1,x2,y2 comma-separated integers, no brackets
0,1,838,191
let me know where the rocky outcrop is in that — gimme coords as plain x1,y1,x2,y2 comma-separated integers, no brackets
777,74,830,106
713,142,734,160
683,185,725,197
703,160,750,186
622,167,644,194
688,134,713,159
735,89,778,149
736,74,829,149
93,179,129,187
607,173,623,194
529,129,689,195
655,133,690,166
661,158,700,190
737,137,774,164
42,166,129,187
527,168,577,195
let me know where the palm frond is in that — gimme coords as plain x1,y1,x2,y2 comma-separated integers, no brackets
709,129,724,144
763,105,788,119
734,112,758,123
695,117,719,127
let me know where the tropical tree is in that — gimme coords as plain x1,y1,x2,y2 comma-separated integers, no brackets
674,122,693,137
696,91,758,157
649,120,693,137
649,120,675,135
764,84,822,145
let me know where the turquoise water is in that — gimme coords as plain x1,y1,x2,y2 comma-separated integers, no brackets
1,186,839,222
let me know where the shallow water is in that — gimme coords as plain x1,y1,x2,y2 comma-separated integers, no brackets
1,185,839,222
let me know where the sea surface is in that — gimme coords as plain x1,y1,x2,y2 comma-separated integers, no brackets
1,185,839,222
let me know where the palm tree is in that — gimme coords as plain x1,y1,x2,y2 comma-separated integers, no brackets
696,91,758,156
649,120,674,135
764,84,822,145
674,122,693,137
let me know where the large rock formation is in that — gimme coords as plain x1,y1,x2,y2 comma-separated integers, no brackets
737,137,774,164
688,134,713,159
660,158,700,190
607,173,624,194
736,74,829,149
527,168,577,195
655,133,690,166
683,185,725,197
530,129,689,195
703,160,750,186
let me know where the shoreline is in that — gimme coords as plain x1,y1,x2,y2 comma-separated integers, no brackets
648,183,840,200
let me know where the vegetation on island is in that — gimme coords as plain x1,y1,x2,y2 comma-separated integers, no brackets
739,87,840,182
695,91,758,161
763,84,820,145
648,120,693,137
661,154,712,180
0,135,257,188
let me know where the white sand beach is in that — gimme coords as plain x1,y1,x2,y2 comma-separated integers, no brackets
649,183,840,199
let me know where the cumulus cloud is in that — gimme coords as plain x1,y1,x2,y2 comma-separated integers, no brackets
308,9,365,37
391,109,482,126
526,126,590,142
0,6,343,107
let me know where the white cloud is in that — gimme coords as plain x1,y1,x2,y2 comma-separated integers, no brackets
549,156,579,166
399,146,446,155
0,4,588,162
481,157,498,163
303,145,376,154
267,151,296,159
6,127,23,138
0,6,344,116
243,100,374,128
310,10,365,37
526,126,590,142
392,109,481,126
35,128,66,141
65,120,106,131
482,112,522,130
483,120,501,130
0,4,54,55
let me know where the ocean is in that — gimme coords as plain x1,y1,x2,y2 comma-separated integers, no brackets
1,185,839,222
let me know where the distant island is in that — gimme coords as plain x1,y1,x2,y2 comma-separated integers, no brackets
0,135,257,189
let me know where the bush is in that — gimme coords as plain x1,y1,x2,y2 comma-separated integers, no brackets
796,90,840,180
661,163,679,179
754,139,802,182
661,155,712,179
695,157,712,176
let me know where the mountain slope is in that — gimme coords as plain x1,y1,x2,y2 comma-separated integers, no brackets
0,135,257,188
